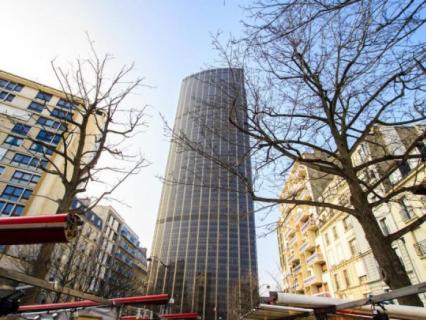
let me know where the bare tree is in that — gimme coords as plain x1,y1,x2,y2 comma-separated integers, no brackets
21,42,149,303
169,0,426,306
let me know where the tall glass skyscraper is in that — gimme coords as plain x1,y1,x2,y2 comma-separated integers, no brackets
148,68,258,320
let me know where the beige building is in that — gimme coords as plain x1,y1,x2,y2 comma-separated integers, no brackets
277,161,332,297
0,70,102,296
0,70,87,261
277,125,426,303
0,70,147,301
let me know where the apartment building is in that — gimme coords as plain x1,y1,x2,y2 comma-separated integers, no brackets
0,70,147,300
0,71,74,220
40,202,148,301
318,126,426,301
93,205,148,297
40,199,105,302
277,161,332,297
0,70,91,268
277,125,426,302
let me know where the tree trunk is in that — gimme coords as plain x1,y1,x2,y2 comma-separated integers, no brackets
350,189,423,306
21,194,75,304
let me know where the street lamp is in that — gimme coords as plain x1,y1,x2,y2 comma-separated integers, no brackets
147,256,171,313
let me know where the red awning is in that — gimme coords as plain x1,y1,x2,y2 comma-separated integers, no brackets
111,294,170,305
160,313,198,319
0,213,81,244
18,294,170,312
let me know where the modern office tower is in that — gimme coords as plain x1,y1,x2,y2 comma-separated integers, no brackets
148,68,258,320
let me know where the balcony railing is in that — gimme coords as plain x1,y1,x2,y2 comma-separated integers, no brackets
306,252,324,265
284,227,295,238
295,210,309,224
293,264,302,273
289,236,297,247
299,237,315,253
304,274,322,286
414,239,426,257
301,218,317,233
289,252,300,264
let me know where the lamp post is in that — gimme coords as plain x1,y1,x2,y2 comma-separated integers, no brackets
147,256,171,314
147,256,170,293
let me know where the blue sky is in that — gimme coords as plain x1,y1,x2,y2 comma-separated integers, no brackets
0,0,281,292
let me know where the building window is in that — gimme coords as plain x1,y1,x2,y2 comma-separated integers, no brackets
367,169,377,180
57,98,75,109
0,201,24,216
35,91,52,102
332,226,338,240
36,116,66,131
398,161,411,178
0,91,15,102
11,153,46,169
0,185,32,201
334,274,340,290
348,239,358,255
0,166,4,175
11,123,31,136
30,142,54,155
416,141,426,160
11,170,40,185
399,198,414,222
4,135,23,147
379,217,390,236
50,108,72,120
0,147,7,160
343,269,351,288
28,101,45,113
36,130,61,145
358,143,369,162
0,79,23,92
343,216,353,231
324,232,330,245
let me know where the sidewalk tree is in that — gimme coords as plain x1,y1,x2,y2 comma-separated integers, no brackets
170,0,426,306
22,42,148,303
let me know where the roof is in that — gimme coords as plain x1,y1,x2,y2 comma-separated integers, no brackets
0,69,81,103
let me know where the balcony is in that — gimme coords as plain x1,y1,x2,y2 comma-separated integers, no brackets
306,252,325,265
414,239,426,257
289,236,297,247
301,218,318,234
284,227,295,238
314,292,331,298
295,279,303,291
304,273,322,286
293,264,302,274
289,252,300,264
299,236,315,253
295,210,309,224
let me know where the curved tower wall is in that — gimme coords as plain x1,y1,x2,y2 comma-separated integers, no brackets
148,68,258,320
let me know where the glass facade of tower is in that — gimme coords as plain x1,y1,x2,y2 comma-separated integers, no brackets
148,68,258,320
